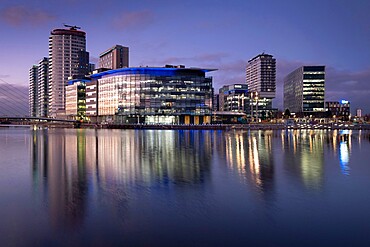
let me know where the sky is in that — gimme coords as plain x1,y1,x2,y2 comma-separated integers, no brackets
0,0,370,114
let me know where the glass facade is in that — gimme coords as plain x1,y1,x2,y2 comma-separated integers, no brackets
284,66,325,117
250,95,274,121
219,84,249,113
91,67,215,124
65,80,88,120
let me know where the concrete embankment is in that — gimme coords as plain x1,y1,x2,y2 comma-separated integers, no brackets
7,122,369,131
101,123,370,131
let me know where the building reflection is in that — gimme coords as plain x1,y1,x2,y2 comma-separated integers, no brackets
30,129,213,229
224,130,275,198
281,130,324,190
31,129,48,201
30,128,368,231
31,129,88,229
337,130,351,175
91,129,212,186
326,130,353,175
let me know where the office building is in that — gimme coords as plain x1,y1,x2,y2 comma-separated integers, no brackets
218,84,249,112
246,53,276,119
246,53,276,98
88,63,96,74
29,65,38,117
65,79,89,120
325,100,350,120
37,57,49,117
356,108,362,117
77,50,90,78
89,65,215,124
48,26,87,117
284,66,325,117
99,45,129,69
86,80,98,120
213,94,219,111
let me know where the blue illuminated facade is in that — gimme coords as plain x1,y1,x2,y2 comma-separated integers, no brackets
90,66,216,124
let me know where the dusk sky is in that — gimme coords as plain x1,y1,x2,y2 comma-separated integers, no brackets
1,0,370,114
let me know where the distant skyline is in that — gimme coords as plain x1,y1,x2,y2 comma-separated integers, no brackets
1,0,370,113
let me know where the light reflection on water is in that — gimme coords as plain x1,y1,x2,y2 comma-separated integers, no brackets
1,128,370,246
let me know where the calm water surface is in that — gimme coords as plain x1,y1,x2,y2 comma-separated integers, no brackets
1,128,370,246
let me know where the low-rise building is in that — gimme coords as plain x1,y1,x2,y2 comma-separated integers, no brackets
89,66,216,124
325,100,350,120
65,79,89,120
218,84,249,113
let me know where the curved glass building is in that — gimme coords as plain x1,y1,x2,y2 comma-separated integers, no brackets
89,66,215,124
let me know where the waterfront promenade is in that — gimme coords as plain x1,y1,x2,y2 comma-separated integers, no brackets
2,121,370,130
102,122,370,131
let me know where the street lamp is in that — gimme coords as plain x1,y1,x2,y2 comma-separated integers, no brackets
249,92,259,123
254,92,259,123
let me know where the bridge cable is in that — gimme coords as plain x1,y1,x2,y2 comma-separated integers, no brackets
0,78,29,116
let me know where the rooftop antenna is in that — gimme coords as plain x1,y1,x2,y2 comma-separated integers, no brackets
63,23,81,30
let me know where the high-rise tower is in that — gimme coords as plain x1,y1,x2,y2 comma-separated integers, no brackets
48,26,87,117
37,57,49,117
246,53,276,120
29,65,38,117
99,45,129,70
246,53,276,98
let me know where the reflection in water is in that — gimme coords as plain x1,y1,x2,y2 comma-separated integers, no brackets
31,129,88,228
29,128,367,233
225,130,274,199
30,129,213,229
338,130,351,175
327,130,352,175
281,130,324,190
93,130,212,186
339,141,350,175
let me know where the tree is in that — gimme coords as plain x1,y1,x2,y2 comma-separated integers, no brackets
325,110,333,118
284,109,291,119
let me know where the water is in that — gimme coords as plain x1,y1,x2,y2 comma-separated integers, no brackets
1,128,370,246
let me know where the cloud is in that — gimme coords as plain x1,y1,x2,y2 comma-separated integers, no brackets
112,10,154,30
341,80,358,86
324,66,370,114
0,5,56,26
0,75,10,79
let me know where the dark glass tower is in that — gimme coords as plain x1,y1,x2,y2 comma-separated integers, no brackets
284,66,325,117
